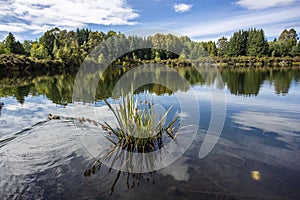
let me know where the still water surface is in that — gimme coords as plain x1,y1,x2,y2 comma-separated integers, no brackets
0,67,300,199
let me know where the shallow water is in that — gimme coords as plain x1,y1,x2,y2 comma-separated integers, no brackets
0,67,300,199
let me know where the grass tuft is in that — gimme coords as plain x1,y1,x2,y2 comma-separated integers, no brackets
102,92,179,153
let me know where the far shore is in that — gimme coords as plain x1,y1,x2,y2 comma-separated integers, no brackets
1,53,300,72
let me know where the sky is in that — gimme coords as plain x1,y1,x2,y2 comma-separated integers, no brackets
0,0,300,42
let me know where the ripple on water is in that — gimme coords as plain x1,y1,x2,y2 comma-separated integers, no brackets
0,120,93,199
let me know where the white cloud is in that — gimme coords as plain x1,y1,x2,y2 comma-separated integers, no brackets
175,6,300,39
235,0,297,10
173,3,193,13
0,0,139,34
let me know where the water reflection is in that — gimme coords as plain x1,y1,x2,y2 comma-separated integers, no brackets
1,66,300,199
1,67,299,104
221,68,300,96
0,102,3,116
231,111,300,148
84,155,191,196
84,160,156,196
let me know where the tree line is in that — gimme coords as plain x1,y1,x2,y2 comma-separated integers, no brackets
0,27,300,67
218,28,299,57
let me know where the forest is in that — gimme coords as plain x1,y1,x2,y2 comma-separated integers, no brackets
0,27,300,70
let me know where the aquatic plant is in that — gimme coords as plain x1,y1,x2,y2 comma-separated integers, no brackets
83,94,179,195
102,92,179,153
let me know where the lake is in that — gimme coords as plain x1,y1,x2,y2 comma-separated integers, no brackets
0,66,300,199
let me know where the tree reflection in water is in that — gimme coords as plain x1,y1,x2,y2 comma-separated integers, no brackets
1,67,299,105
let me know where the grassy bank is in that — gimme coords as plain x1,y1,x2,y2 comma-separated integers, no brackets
1,53,300,72
213,56,300,68
0,53,64,72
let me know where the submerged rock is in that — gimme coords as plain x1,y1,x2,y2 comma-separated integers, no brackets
48,114,60,120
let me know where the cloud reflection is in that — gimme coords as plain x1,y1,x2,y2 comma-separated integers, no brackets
231,111,300,144
160,157,190,181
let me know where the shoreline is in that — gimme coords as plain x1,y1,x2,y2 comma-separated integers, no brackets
1,53,300,72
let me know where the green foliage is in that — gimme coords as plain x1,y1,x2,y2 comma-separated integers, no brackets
269,29,299,57
39,27,60,58
279,28,297,44
224,28,299,57
76,28,90,46
0,42,9,54
246,29,268,57
227,30,248,56
269,41,281,57
22,40,33,56
201,41,217,56
30,43,49,59
103,92,179,153
290,41,300,57
217,37,228,56
1,27,300,70
0,53,34,71
4,32,25,54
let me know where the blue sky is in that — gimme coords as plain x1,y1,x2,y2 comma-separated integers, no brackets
0,0,300,41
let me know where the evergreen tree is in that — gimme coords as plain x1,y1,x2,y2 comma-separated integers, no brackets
1,27,299,65
22,40,33,56
227,30,248,56
246,29,268,57
4,32,25,54
217,37,228,56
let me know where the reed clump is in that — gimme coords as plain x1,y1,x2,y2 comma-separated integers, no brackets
102,93,179,153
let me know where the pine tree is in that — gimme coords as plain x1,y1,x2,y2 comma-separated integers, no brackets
4,32,25,54
247,29,268,57
227,31,248,56
217,37,228,56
